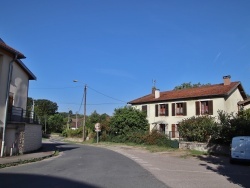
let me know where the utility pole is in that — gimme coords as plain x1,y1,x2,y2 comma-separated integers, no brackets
76,112,78,129
82,84,87,142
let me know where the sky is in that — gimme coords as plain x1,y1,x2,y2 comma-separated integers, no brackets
1,0,250,115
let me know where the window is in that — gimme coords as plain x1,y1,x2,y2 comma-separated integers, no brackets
142,105,147,115
196,101,213,115
172,102,187,116
155,104,168,117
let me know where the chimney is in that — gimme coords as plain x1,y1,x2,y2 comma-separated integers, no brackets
223,75,231,85
155,89,160,98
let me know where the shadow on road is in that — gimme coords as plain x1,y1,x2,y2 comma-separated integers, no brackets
197,155,250,188
32,142,80,154
0,173,100,188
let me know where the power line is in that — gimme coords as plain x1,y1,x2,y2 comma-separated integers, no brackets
87,85,127,103
30,86,81,90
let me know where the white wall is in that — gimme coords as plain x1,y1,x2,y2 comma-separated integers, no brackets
0,54,10,128
24,124,42,153
0,52,30,128
10,63,29,110
133,93,243,134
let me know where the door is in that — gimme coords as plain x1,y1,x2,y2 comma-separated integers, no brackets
231,137,246,159
159,124,165,134
245,139,250,159
171,124,175,138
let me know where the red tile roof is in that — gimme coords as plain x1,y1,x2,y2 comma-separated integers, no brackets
0,38,25,59
129,82,246,104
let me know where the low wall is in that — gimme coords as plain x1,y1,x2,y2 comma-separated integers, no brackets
179,141,230,155
23,124,42,153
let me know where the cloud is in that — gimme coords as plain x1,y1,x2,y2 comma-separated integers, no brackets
213,52,221,64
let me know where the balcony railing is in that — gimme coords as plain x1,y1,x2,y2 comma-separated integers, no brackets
7,106,40,124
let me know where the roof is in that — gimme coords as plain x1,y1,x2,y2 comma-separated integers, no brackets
0,38,25,59
129,82,247,104
16,59,36,80
0,38,36,80
238,98,250,106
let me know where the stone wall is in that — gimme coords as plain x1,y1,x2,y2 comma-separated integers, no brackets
179,141,230,155
23,124,42,153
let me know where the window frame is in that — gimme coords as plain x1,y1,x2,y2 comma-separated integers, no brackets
172,102,187,116
196,100,213,115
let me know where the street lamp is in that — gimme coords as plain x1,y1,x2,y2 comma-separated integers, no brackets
73,80,87,142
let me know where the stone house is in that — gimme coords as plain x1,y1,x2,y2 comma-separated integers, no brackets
128,76,248,139
0,38,42,157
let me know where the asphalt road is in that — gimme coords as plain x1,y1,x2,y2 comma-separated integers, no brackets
103,145,250,188
1,140,250,188
0,142,167,188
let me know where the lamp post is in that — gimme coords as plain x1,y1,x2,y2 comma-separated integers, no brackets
73,80,87,142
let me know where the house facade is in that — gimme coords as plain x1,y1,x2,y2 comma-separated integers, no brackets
128,76,247,139
0,38,41,157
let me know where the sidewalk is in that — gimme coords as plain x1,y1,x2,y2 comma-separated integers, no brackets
0,140,57,166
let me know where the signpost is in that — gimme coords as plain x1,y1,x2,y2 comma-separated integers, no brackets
95,123,101,143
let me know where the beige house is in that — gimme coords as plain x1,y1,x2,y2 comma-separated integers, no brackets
238,98,250,110
128,76,248,139
0,38,41,157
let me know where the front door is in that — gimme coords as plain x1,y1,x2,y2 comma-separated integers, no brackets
172,124,175,138
159,124,165,134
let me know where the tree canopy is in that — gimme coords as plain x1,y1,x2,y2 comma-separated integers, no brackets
173,82,211,90
109,106,149,136
34,99,58,117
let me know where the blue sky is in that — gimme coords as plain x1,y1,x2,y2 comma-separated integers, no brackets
1,0,250,115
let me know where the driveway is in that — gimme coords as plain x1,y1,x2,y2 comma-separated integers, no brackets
98,144,250,188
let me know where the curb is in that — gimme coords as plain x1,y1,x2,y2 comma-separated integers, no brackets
0,151,57,169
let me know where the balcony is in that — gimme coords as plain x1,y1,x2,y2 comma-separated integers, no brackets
7,106,40,124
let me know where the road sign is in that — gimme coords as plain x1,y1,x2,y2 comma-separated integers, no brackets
95,123,101,132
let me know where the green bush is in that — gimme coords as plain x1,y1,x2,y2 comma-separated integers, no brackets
178,116,218,142
62,127,83,138
104,130,178,148
212,110,250,144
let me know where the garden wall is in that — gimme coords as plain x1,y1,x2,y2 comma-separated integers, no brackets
179,141,230,155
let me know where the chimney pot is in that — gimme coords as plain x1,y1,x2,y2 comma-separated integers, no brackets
223,75,231,85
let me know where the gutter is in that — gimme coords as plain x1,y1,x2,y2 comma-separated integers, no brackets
1,54,18,157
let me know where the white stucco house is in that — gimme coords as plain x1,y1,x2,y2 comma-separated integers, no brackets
0,38,42,157
128,76,248,139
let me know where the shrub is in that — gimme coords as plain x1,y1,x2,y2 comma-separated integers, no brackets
178,116,218,142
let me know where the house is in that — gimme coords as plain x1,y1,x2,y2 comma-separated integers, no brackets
70,118,82,130
0,38,41,157
128,76,248,139
238,98,250,110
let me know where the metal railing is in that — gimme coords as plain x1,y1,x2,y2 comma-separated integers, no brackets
7,106,40,124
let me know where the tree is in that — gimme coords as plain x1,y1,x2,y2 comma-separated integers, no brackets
47,114,66,133
85,111,110,138
27,97,34,111
35,99,58,117
109,106,149,138
173,82,211,90
33,99,58,132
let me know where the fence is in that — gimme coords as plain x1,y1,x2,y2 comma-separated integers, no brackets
7,106,40,124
